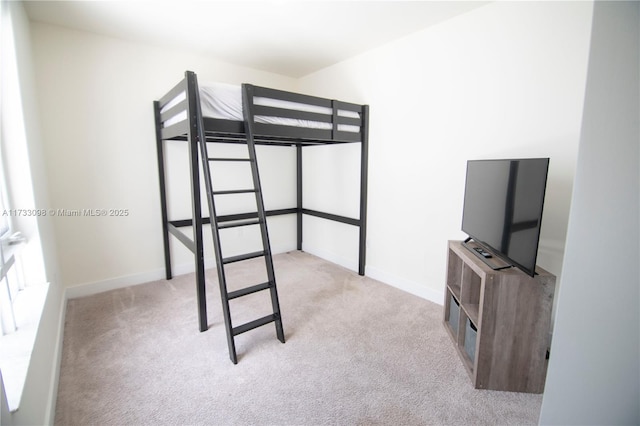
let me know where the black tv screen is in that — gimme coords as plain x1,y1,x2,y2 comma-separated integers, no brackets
461,158,550,277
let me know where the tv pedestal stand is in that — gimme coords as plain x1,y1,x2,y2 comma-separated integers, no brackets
443,240,556,393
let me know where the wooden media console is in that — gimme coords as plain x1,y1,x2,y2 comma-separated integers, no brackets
443,240,556,393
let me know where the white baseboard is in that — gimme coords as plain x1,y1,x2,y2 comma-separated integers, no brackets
65,243,298,300
301,243,444,306
271,243,299,257
301,243,358,273
366,265,444,305
45,289,67,426
65,268,170,300
64,244,446,308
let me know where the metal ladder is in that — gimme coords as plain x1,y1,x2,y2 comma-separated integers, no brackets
197,84,285,364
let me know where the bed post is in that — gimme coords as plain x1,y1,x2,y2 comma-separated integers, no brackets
359,105,370,276
297,144,303,251
185,71,208,332
154,101,172,280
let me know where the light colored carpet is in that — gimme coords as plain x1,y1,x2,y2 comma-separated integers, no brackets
54,251,542,425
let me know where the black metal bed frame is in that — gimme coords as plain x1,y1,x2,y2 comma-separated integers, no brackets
154,71,369,333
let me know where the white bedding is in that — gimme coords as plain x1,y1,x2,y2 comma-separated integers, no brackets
164,82,360,133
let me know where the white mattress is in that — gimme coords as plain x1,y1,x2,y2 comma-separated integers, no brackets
164,82,360,133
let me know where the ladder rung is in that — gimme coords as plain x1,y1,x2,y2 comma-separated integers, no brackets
212,189,256,195
218,218,261,229
227,281,273,300
222,251,265,264
208,158,252,162
232,314,278,336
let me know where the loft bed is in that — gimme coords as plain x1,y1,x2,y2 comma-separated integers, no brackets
154,71,369,333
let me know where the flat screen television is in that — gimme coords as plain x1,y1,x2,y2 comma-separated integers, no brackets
461,158,550,277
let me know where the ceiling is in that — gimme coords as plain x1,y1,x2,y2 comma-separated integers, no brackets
24,1,488,78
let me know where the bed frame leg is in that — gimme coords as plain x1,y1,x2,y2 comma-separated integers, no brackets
358,105,369,276
297,144,303,251
154,100,172,280
186,71,208,333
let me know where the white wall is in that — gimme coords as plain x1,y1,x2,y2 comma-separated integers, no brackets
296,1,593,302
2,2,63,425
29,2,595,303
539,1,640,424
30,23,300,293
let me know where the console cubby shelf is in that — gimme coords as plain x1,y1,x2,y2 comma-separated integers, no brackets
443,240,556,393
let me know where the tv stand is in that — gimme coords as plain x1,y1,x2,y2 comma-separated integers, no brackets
443,240,555,393
462,239,513,271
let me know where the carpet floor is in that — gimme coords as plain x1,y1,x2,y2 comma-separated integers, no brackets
54,251,542,425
